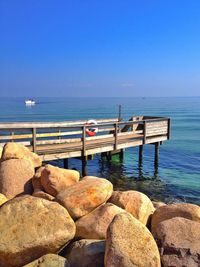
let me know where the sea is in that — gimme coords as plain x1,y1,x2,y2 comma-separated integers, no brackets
0,97,200,205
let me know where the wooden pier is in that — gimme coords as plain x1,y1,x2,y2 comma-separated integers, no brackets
0,116,170,175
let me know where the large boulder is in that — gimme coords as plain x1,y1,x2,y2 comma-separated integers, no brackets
23,254,70,267
32,166,45,192
39,164,80,197
0,158,34,199
154,217,200,267
1,142,42,168
0,195,75,267
105,213,161,267
65,239,105,267
0,193,8,206
0,146,3,159
56,176,113,220
76,203,125,239
151,203,200,236
109,190,155,225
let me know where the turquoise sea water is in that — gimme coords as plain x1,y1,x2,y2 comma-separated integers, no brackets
0,97,200,205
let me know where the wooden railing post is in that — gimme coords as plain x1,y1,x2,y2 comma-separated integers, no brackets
114,122,118,150
167,118,171,140
82,126,87,176
32,128,37,152
143,121,147,144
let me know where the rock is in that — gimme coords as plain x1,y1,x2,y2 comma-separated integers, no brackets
109,190,155,225
0,193,8,206
0,146,3,159
1,142,42,168
23,254,70,267
56,176,113,220
32,166,45,192
76,203,125,239
38,164,80,197
105,213,161,267
0,195,75,267
0,158,34,199
65,239,105,267
154,217,200,267
152,201,166,209
32,190,55,201
151,203,200,236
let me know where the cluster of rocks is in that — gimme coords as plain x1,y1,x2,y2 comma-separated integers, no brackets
0,142,199,267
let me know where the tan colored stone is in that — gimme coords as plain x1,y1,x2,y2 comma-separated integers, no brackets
56,176,113,220
1,142,42,168
23,254,70,267
152,201,166,209
151,203,200,236
105,213,161,267
65,239,105,267
32,166,45,192
0,146,3,159
0,195,75,267
76,203,125,239
109,190,155,225
154,217,200,267
39,164,80,196
32,190,55,201
0,158,34,199
0,193,8,206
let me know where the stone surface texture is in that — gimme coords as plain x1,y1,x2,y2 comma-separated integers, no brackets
1,142,42,168
0,158,34,199
32,190,55,201
154,217,200,267
105,213,161,267
0,195,75,267
56,176,113,220
65,239,105,267
0,193,8,206
39,164,80,196
75,203,125,239
109,190,155,225
151,203,200,236
22,254,70,267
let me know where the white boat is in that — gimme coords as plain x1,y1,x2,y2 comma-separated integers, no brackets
25,99,36,106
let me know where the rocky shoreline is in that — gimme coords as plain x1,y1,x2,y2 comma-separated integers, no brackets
0,142,199,267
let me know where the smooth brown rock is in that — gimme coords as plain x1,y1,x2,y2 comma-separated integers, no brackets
56,176,113,220
65,239,105,267
154,217,200,267
1,142,42,168
32,190,55,201
0,195,75,267
39,164,80,196
0,158,34,199
76,203,125,239
151,203,200,236
105,213,161,267
32,166,45,192
23,254,70,267
152,201,166,209
0,193,8,206
109,190,155,225
0,146,2,159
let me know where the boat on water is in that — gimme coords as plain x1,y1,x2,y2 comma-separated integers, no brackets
25,99,36,106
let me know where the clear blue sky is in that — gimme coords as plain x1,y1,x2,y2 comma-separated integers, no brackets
1,0,200,97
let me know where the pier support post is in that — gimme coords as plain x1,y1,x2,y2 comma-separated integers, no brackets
154,142,159,167
82,156,87,177
139,145,143,165
119,149,124,162
63,158,68,169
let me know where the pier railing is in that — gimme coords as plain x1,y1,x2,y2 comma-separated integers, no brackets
0,116,170,161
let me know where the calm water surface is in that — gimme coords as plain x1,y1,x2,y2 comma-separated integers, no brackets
0,97,200,204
